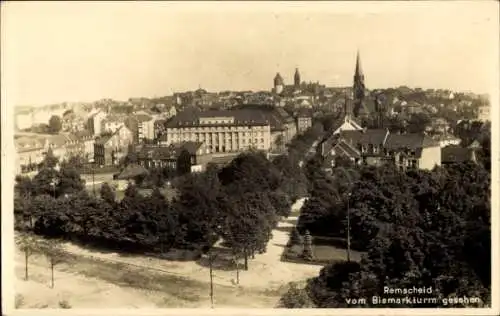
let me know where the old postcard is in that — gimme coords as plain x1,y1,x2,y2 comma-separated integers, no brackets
1,1,498,315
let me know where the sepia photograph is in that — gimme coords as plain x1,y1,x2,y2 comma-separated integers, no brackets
1,0,498,314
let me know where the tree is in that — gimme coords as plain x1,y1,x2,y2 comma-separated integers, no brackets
268,190,292,218
48,115,62,134
60,155,84,172
15,175,33,198
15,233,39,281
176,149,192,176
31,168,60,197
99,182,116,205
222,192,276,270
56,165,85,197
40,148,58,170
38,239,65,288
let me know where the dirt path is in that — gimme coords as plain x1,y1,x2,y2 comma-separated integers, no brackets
15,198,321,308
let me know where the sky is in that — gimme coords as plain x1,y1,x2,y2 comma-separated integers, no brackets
1,1,499,107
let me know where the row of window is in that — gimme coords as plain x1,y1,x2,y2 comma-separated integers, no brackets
172,131,266,138
170,125,266,132
358,144,416,157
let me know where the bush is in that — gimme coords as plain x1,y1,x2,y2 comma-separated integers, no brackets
58,299,71,309
15,294,25,309
288,228,303,247
278,282,316,308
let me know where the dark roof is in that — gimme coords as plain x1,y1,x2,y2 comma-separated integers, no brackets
136,142,203,160
441,147,475,163
385,133,439,150
333,140,361,159
116,164,149,180
340,129,389,146
181,141,204,155
165,108,270,128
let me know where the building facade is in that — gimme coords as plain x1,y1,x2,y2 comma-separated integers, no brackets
163,109,272,153
94,126,134,166
322,128,441,171
135,142,211,170
296,108,313,133
87,110,107,136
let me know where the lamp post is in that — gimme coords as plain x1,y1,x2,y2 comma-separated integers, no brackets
89,158,96,196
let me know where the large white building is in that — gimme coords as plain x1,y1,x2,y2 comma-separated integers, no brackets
162,109,272,153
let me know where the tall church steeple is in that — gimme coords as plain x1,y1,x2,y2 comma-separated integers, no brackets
354,50,364,82
294,68,301,88
353,50,368,118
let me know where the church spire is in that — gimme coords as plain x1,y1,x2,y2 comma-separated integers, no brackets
354,50,364,80
353,50,367,118
294,68,301,88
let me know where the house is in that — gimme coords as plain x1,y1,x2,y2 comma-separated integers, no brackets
296,108,313,133
426,117,450,134
322,128,441,171
73,130,96,162
61,110,78,132
135,141,211,171
384,133,441,170
441,147,477,165
94,126,134,166
15,135,49,174
102,114,127,134
87,110,107,136
319,114,363,157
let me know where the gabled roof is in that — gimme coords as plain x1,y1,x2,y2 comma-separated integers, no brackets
116,163,149,180
441,147,476,164
136,142,203,160
340,129,389,146
385,133,439,150
333,140,361,159
181,141,204,155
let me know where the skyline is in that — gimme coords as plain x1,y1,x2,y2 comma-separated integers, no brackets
2,1,499,107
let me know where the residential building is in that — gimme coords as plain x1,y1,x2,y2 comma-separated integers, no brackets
14,136,49,174
441,146,477,165
384,133,441,170
296,108,313,133
319,114,363,157
87,110,107,136
74,130,96,162
163,108,272,153
137,114,155,141
102,114,127,134
94,126,134,166
322,128,441,171
135,141,211,171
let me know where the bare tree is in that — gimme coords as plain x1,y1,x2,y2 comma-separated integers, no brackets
15,233,39,281
38,239,66,288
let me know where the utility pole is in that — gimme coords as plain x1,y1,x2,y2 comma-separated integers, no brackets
346,192,352,262
209,252,215,309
